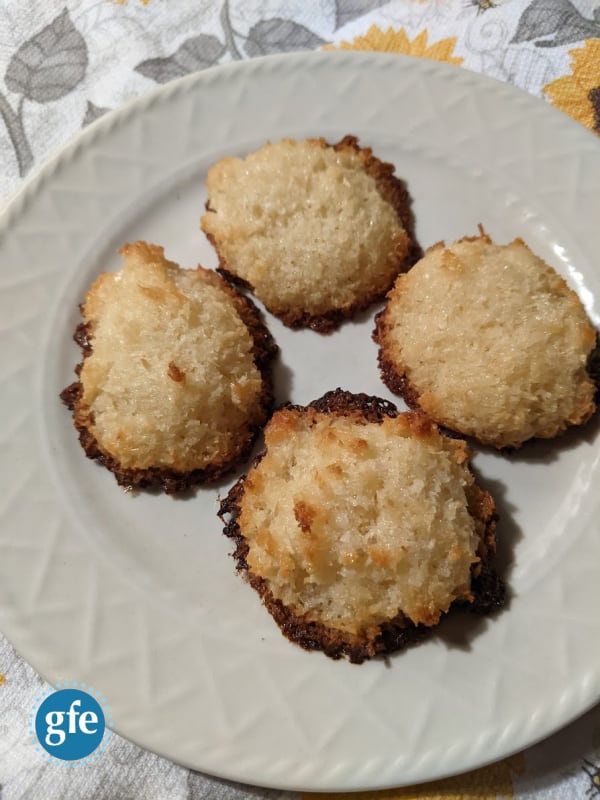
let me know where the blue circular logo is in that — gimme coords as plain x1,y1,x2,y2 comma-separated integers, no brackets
34,688,106,761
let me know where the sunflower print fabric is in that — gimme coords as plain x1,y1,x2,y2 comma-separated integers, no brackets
544,38,600,133
326,25,463,65
323,0,600,137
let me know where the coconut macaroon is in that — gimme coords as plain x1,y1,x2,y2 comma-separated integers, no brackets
201,136,418,332
61,242,277,493
375,232,598,449
220,390,503,663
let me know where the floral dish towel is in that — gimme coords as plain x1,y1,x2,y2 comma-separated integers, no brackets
0,1,599,799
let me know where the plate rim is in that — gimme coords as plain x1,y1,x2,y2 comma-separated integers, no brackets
1,50,599,791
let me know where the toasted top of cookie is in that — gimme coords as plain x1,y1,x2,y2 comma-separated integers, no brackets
77,242,270,473
201,136,412,331
235,394,483,634
376,233,597,448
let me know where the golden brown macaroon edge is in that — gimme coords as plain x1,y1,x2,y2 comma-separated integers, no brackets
61,243,279,495
202,135,422,333
219,389,504,664
373,231,600,449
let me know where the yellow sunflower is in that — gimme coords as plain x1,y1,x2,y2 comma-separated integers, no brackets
326,25,463,66
304,753,525,800
543,38,600,134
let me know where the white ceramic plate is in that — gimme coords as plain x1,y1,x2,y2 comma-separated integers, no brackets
0,52,599,792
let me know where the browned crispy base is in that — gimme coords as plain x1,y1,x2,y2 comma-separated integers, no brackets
206,135,422,333
61,286,278,495
588,332,600,404
219,389,504,663
373,308,422,411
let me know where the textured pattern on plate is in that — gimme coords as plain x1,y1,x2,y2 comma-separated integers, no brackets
0,52,599,791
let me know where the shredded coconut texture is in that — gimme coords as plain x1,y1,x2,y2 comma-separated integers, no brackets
376,234,597,447
77,242,268,472
201,137,410,328
237,407,481,633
